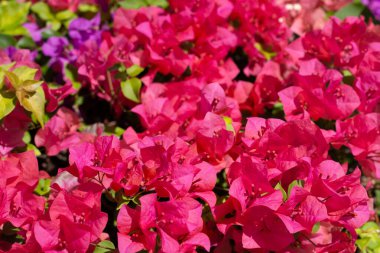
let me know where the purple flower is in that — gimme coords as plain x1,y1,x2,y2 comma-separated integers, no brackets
362,0,380,20
68,14,102,48
42,37,75,80
24,23,43,43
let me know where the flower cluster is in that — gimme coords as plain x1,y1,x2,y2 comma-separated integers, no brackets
0,0,379,252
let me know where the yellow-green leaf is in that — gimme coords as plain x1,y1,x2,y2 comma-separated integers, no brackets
21,80,44,93
5,71,20,89
34,178,50,195
56,10,76,21
126,64,144,77
31,2,54,21
254,42,276,60
0,90,16,120
0,2,30,35
20,87,45,126
27,143,41,156
50,20,61,31
223,116,235,133
0,62,15,89
121,77,142,103
13,66,39,82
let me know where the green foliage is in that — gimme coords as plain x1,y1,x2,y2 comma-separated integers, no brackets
274,180,304,201
0,90,16,120
94,240,116,253
0,1,30,36
223,116,235,133
118,0,169,9
34,178,51,196
0,34,16,48
373,188,380,217
78,4,98,13
4,66,46,126
312,222,320,233
65,65,81,90
31,2,76,31
121,77,142,103
254,43,276,60
126,64,144,77
356,222,380,252
274,182,287,201
335,2,365,20
0,63,17,120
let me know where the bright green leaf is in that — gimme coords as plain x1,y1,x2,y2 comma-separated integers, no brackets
146,0,169,8
254,42,276,60
34,178,51,196
56,10,76,21
223,116,235,133
94,240,116,253
78,4,98,12
114,127,125,137
335,3,365,20
50,20,62,31
121,77,142,103
312,222,320,233
12,66,39,84
22,131,31,144
27,143,41,156
0,90,16,120
0,2,30,35
126,64,144,77
118,0,147,9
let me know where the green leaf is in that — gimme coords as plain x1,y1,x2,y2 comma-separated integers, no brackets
312,222,320,233
275,182,287,201
41,29,60,39
121,78,142,103
114,126,125,137
78,4,98,12
34,178,51,196
146,0,169,8
118,0,147,9
254,42,276,60
22,131,31,144
94,240,116,253
27,143,41,156
0,2,30,35
31,2,54,21
356,237,371,251
64,66,81,90
287,180,304,197
0,34,16,48
0,62,15,89
16,36,36,49
13,66,39,84
223,116,235,133
126,64,144,77
50,20,62,31
356,222,380,252
56,10,76,21
335,3,365,20
0,90,16,120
